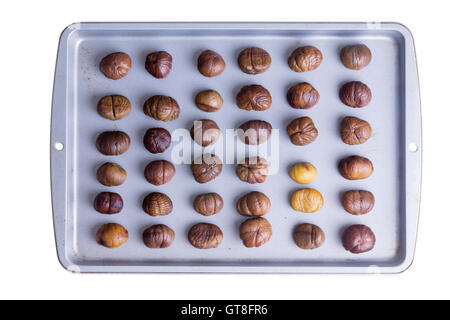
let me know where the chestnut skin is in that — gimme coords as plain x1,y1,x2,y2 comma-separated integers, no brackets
93,192,123,214
341,190,375,215
99,52,131,80
97,95,131,120
142,192,173,216
191,154,223,183
338,155,373,180
238,120,272,145
236,157,269,184
236,84,272,111
193,193,224,216
339,81,372,108
144,160,176,186
236,191,271,217
188,223,223,249
96,162,127,186
240,217,272,248
143,127,171,153
288,46,323,72
143,95,180,121
342,224,376,254
96,223,128,248
340,44,372,70
96,131,130,156
287,82,320,109
143,224,175,248
195,90,223,112
145,51,172,79
293,223,325,250
340,116,372,145
197,50,225,77
286,117,318,146
190,119,221,147
238,47,271,74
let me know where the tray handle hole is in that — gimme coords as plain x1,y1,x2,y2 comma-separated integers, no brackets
408,142,418,152
54,142,64,151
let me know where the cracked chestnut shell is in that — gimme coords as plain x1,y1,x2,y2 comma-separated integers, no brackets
190,119,221,147
197,50,225,77
97,95,131,120
286,117,318,146
287,82,320,109
195,90,223,112
143,95,180,121
193,193,223,216
240,217,272,248
342,224,376,254
99,52,132,80
341,116,372,145
96,162,127,186
339,81,372,108
238,120,272,145
236,157,269,184
94,192,123,214
145,51,172,79
237,191,271,217
290,188,324,213
340,44,372,70
143,224,175,248
188,223,223,249
238,47,271,74
96,223,128,248
144,160,176,185
288,46,323,72
294,223,325,250
191,154,223,183
236,85,272,111
96,131,130,156
341,190,375,215
142,192,173,216
143,128,171,153
338,155,373,180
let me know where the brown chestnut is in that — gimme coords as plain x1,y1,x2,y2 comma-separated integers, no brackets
143,224,175,248
342,224,376,254
339,81,372,108
238,47,271,74
96,162,127,186
236,157,269,184
193,193,224,216
96,223,128,248
142,192,173,216
288,46,323,72
338,155,373,180
143,95,180,121
236,191,271,217
240,217,272,248
286,117,318,146
236,85,272,111
238,120,272,145
287,82,319,109
97,95,131,120
293,223,325,250
99,52,132,80
191,154,223,183
93,192,123,214
195,90,223,112
340,44,372,70
190,119,221,147
188,223,223,249
197,50,225,77
144,160,176,185
341,116,372,145
143,128,171,153
96,131,130,156
341,190,375,215
145,51,172,79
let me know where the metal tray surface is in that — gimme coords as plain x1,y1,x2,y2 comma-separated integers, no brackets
51,22,421,273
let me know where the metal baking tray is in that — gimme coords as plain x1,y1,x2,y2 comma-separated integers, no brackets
51,22,421,273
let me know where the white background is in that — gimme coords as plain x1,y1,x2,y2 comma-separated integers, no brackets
0,0,446,300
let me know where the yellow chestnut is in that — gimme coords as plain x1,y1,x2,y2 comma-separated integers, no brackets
289,162,317,184
290,188,323,213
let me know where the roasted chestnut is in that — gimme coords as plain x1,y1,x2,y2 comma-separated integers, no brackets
188,223,223,249
96,223,128,248
290,188,323,213
193,193,224,216
238,47,271,74
97,95,131,120
197,50,225,77
340,44,372,70
286,117,318,146
287,82,319,109
99,52,132,80
144,160,176,185
342,224,376,254
143,224,175,248
145,51,172,79
236,85,272,111
143,95,180,121
195,90,223,112
238,120,272,145
236,191,271,217
93,192,123,214
96,131,130,156
142,192,173,216
289,162,318,184
190,119,221,147
339,81,372,108
143,128,171,153
338,155,373,180
236,157,269,184
293,223,325,250
96,162,127,186
240,217,272,248
340,116,372,145
288,46,323,72
191,154,223,183
341,190,375,215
